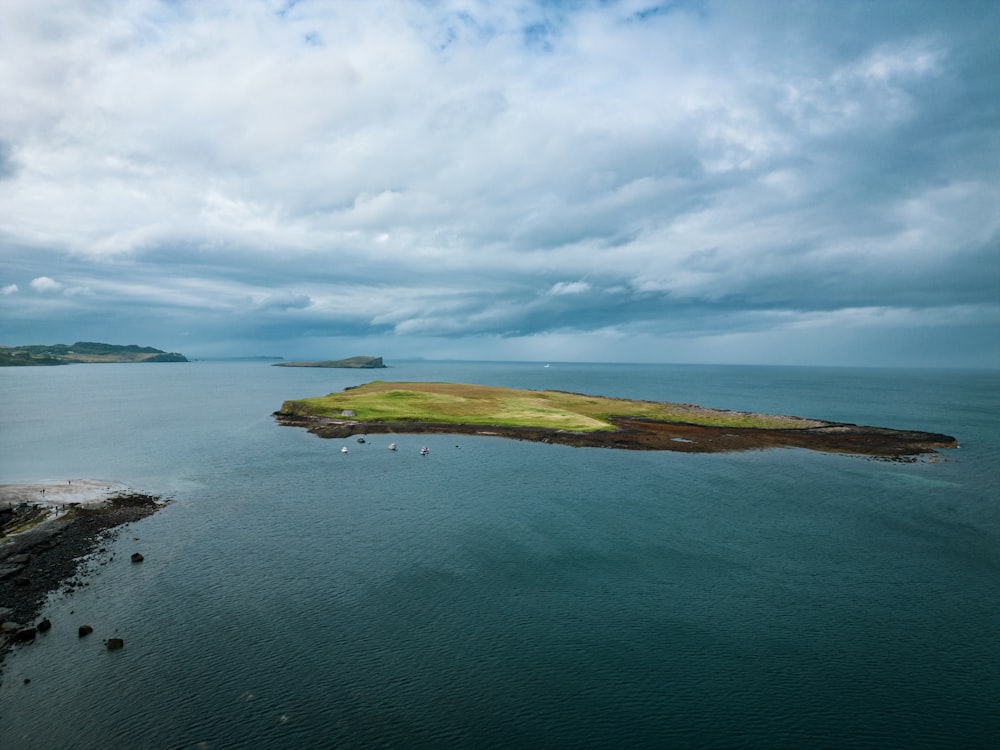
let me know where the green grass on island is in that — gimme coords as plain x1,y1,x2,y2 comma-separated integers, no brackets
0,341,188,366
280,381,827,432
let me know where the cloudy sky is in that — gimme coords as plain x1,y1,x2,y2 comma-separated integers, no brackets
1,0,998,367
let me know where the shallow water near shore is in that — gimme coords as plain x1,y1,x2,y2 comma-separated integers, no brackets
1,361,998,748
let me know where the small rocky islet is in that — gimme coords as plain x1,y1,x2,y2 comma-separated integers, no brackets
272,355,386,368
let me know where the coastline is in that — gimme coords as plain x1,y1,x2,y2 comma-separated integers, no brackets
273,412,958,459
1,479,131,511
0,482,167,668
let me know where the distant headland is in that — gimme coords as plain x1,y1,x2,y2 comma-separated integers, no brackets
274,381,957,460
274,356,386,369
0,341,188,366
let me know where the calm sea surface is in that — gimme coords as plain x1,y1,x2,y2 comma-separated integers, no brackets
1,361,998,748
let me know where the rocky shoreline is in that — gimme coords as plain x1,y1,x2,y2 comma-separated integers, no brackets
273,411,957,459
0,488,167,669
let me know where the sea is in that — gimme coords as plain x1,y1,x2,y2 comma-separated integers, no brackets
0,361,997,749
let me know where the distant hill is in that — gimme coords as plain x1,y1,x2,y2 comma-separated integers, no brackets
0,341,189,366
274,355,386,369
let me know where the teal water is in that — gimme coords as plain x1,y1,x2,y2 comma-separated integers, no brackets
1,362,998,748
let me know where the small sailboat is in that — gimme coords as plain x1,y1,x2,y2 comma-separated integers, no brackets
341,446,349,454
388,443,397,451
420,446,430,456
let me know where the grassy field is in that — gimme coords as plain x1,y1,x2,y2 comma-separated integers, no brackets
280,381,826,432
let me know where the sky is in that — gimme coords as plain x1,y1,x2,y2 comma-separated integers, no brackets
1,0,998,367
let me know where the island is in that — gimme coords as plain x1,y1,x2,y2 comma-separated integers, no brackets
0,341,188,366
273,381,957,459
273,356,386,369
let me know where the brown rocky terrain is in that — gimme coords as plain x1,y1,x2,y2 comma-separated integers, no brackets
274,411,957,459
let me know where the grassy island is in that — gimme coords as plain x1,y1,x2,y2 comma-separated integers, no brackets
275,381,957,458
0,341,187,366
280,381,823,430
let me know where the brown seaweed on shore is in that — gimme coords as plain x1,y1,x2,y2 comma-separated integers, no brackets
274,411,957,459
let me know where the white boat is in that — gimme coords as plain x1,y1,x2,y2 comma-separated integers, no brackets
341,446,349,454
420,446,430,455
388,443,397,451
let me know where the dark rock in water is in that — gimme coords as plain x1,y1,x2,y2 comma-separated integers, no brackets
130,552,144,563
106,637,124,650
14,627,36,642
37,618,52,632
78,624,94,637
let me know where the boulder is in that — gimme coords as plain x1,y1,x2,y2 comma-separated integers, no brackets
106,637,124,650
78,624,94,637
130,552,144,563
37,618,52,632
14,627,36,642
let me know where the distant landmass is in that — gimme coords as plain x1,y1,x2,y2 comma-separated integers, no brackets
274,356,386,369
0,341,189,366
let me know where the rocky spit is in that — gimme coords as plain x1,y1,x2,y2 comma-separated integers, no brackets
0,486,166,671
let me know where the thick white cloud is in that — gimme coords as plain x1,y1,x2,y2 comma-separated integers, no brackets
29,276,62,293
0,0,997,366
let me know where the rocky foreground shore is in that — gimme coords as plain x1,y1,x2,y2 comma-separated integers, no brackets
0,489,166,668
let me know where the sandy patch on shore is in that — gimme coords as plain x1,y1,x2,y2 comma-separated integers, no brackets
0,480,129,509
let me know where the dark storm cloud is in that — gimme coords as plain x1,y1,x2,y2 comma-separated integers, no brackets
0,0,997,366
